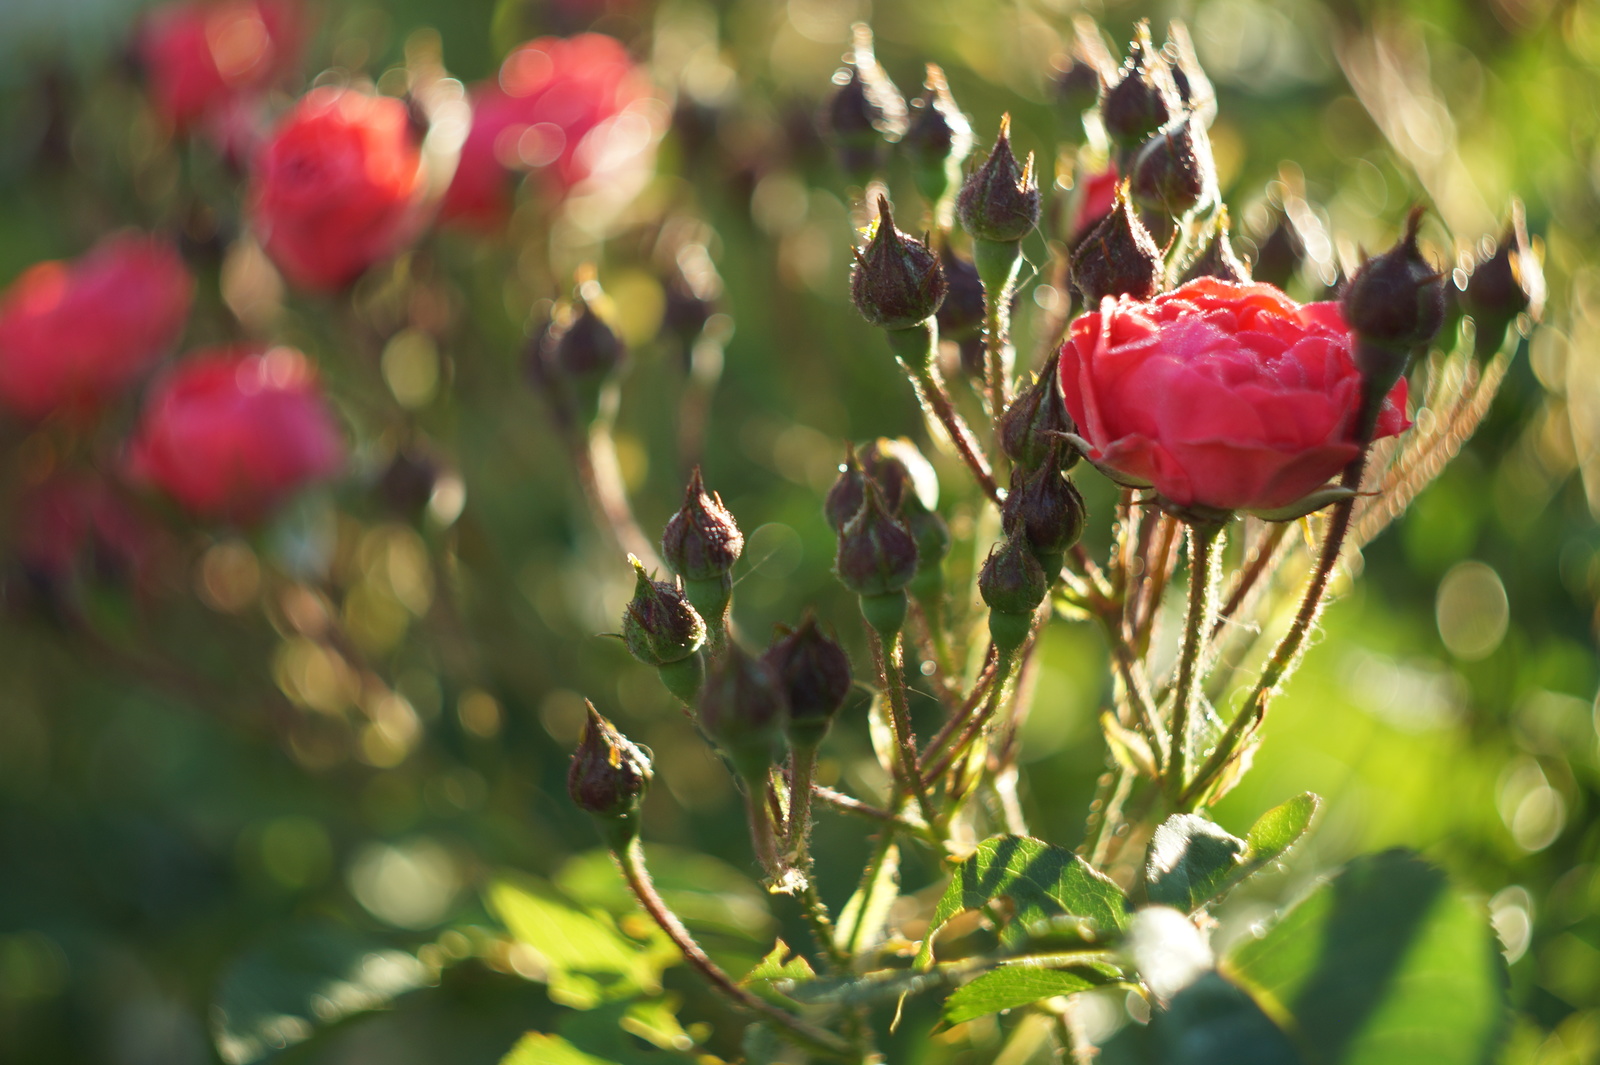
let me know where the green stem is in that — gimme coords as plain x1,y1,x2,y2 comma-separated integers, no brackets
867,625,940,829
887,323,1003,507
787,743,819,861
1167,523,1220,800
799,878,851,972
973,238,1023,429
742,769,781,879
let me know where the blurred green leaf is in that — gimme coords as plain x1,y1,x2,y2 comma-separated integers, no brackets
1143,814,1247,912
210,921,431,1064
1227,849,1507,1064
555,845,774,941
500,1032,618,1065
554,1000,709,1064
916,835,1128,968
1101,971,1305,1065
835,842,900,957
941,963,1119,1025
743,940,817,986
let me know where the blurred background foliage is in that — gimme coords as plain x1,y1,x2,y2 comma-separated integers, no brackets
0,0,1597,1062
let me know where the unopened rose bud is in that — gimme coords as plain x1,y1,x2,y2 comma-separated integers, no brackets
1071,183,1161,303
1179,208,1251,285
824,443,868,531
1163,22,1215,127
662,467,744,581
765,614,853,748
1002,446,1086,572
979,533,1047,653
1101,22,1180,158
551,295,625,382
377,446,441,517
904,64,972,208
826,24,907,181
936,247,986,344
569,703,653,844
859,437,939,515
835,479,919,600
1343,204,1445,386
850,196,947,330
699,643,787,780
1251,210,1304,290
999,351,1079,471
621,556,706,667
1053,51,1106,123
1459,199,1545,357
956,115,1042,245
1130,112,1216,220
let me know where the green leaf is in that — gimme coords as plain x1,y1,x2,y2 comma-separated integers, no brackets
555,846,774,941
1243,793,1320,868
1227,849,1508,1065
916,835,1128,968
1100,971,1305,1065
743,940,817,986
835,842,900,956
487,874,676,1008
211,922,432,1064
554,1000,709,1064
942,964,1118,1025
501,1033,618,1065
1143,814,1247,912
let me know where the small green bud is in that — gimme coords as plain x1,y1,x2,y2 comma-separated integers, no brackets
956,115,1042,245
568,703,652,839
850,196,947,330
621,556,706,666
835,479,918,598
699,643,787,779
1071,182,1161,304
662,467,744,581
765,614,853,748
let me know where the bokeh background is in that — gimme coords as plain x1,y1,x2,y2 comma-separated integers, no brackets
0,0,1597,1061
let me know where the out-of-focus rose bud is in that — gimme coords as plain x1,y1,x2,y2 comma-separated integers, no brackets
1251,210,1305,290
999,351,1078,471
699,643,787,781
903,64,972,208
850,196,946,331
979,532,1047,653
621,555,706,667
1341,206,1445,425
935,247,986,348
1180,209,1251,285
126,346,345,522
568,703,652,844
765,615,852,748
1101,22,1180,160
858,437,938,515
12,475,162,610
1130,112,1216,220
1162,21,1215,127
1002,445,1086,571
825,23,906,183
249,87,425,291
956,116,1042,246
1071,182,1161,303
1459,199,1545,357
835,479,918,601
377,444,442,517
1053,51,1107,124
0,233,192,421
138,0,305,131
551,295,626,383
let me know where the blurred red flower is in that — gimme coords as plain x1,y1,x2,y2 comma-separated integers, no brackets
126,347,345,522
0,233,193,421
1060,278,1409,514
14,474,165,596
441,33,654,229
138,0,306,130
1073,164,1119,241
249,87,426,291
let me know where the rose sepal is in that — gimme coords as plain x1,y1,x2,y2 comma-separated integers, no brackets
1244,485,1360,523
1051,431,1155,491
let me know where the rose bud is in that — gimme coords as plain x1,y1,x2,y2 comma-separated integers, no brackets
568,702,653,845
850,196,947,331
903,64,973,208
1341,206,1445,431
956,115,1042,246
979,533,1047,654
1459,199,1545,357
1053,50,1107,124
1179,208,1251,285
377,445,441,517
138,0,305,133
249,87,425,291
825,25,907,182
936,246,986,346
1251,210,1305,290
1071,182,1161,304
550,295,626,382
699,643,787,781
1002,447,1086,572
836,479,918,635
663,467,743,581
621,555,706,667
765,614,853,749
126,346,344,523
1130,112,1217,220
999,351,1078,471
1101,22,1181,159
1060,279,1412,517
824,443,868,531
0,233,193,421
859,437,939,515
1163,21,1215,127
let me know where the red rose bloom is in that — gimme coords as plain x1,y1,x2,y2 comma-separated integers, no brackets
139,0,305,130
249,87,426,290
0,233,193,420
126,347,345,521
1073,164,1119,241
1059,278,1409,514
440,33,653,228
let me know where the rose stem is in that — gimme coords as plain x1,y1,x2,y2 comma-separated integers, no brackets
867,624,940,828
887,323,1003,507
1166,523,1221,800
973,239,1023,434
798,877,850,971
1210,521,1291,640
613,838,853,1060
740,769,781,879
548,378,662,572
811,784,931,835
919,645,1000,767
787,743,818,859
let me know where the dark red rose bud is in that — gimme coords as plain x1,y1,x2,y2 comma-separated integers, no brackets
1071,182,1161,304
826,24,907,181
979,533,1048,653
1053,51,1107,122
621,556,707,667
765,614,853,747
1163,21,1215,127
1101,22,1181,157
1343,206,1446,355
1251,210,1305,290
999,351,1079,471
835,479,918,598
699,643,787,780
568,703,653,842
935,247,986,343
1130,112,1216,219
662,466,743,582
824,443,867,531
858,437,939,516
1179,208,1251,285
378,445,442,516
904,64,972,207
1459,199,1545,356
851,196,947,329
956,115,1042,245
551,295,626,381
1002,446,1086,570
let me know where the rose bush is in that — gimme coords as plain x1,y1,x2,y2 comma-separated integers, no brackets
125,347,344,521
249,86,425,290
1059,277,1409,513
0,233,193,420
138,0,304,131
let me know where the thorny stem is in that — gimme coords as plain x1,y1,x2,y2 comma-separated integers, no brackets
787,743,819,862
1167,524,1220,799
919,645,1001,769
1131,513,1181,654
812,784,932,836
614,839,853,1060
551,380,663,572
742,770,781,880
923,651,1014,785
799,878,851,972
868,626,940,828
1212,521,1291,640
910,361,1004,507
1107,638,1167,771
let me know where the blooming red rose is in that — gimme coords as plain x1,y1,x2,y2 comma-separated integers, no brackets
1073,164,1119,241
0,233,193,420
440,33,654,229
126,347,344,521
249,87,426,290
1059,278,1409,514
139,0,305,130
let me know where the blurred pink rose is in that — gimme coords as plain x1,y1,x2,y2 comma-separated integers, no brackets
138,0,305,130
1073,164,1119,241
